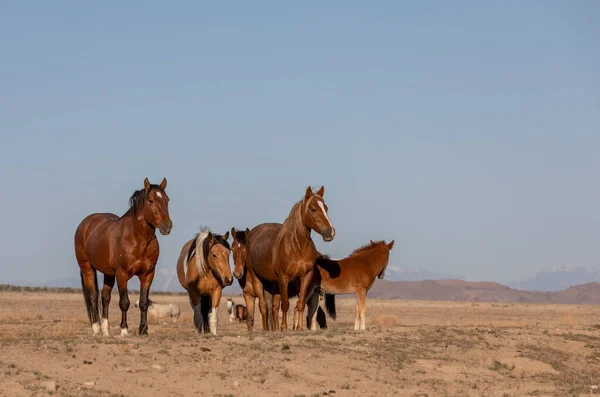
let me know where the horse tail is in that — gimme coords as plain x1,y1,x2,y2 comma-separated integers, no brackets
324,294,336,320
200,295,211,333
80,270,98,325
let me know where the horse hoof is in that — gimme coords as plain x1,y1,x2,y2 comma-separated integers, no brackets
120,328,129,337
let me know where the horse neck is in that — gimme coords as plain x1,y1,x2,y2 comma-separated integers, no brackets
350,249,388,278
121,211,156,243
279,204,312,253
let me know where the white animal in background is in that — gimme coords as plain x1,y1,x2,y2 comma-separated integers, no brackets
134,299,180,323
226,298,235,323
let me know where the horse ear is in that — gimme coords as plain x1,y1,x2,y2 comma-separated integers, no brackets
388,240,395,250
245,228,250,235
316,185,325,197
223,231,230,241
305,185,313,199
231,228,236,239
159,178,167,190
144,178,151,193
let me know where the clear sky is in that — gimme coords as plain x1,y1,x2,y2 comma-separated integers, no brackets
1,1,599,285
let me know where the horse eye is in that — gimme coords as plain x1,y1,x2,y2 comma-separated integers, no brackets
212,254,216,257
148,199,154,203
310,208,316,212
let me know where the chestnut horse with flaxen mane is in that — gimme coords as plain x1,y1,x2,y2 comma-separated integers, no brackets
245,186,335,331
74,178,173,337
231,227,331,331
306,239,395,331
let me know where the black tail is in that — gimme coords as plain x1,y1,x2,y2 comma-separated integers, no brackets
80,270,99,325
200,296,211,333
324,294,336,320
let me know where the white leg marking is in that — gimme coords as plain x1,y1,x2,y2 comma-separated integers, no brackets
120,328,128,337
210,309,218,335
101,318,109,336
354,301,360,331
92,322,100,336
317,201,335,237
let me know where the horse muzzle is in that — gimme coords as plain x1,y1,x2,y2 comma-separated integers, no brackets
233,270,244,280
223,276,233,286
159,221,173,235
321,228,335,242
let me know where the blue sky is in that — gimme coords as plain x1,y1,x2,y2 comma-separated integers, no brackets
1,2,599,285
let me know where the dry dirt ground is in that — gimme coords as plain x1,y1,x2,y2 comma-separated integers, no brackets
1,292,599,397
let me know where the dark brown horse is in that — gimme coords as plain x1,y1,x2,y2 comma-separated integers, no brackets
245,186,335,331
74,178,173,336
306,240,395,331
177,228,232,335
231,227,331,331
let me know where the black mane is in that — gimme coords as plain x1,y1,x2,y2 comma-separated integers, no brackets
233,229,247,244
121,185,161,218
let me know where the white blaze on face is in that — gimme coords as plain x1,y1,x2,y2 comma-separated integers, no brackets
317,200,334,236
156,192,163,199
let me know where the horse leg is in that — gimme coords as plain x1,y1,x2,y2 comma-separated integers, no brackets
356,288,367,331
278,276,290,331
242,292,254,331
79,264,101,336
293,270,313,331
306,291,320,331
137,270,155,335
209,287,222,336
264,291,274,331
272,293,281,331
100,274,115,337
116,271,130,337
188,287,203,335
354,298,360,331
250,271,269,331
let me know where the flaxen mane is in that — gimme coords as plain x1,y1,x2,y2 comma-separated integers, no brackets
276,190,323,251
184,227,231,277
349,240,388,257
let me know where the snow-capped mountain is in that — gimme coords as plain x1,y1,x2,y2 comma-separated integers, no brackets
509,264,600,292
384,266,463,282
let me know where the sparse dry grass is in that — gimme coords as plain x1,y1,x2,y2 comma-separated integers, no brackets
0,291,599,397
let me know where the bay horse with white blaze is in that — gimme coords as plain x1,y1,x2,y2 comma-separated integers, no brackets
245,186,335,331
74,178,172,336
306,239,395,331
176,228,233,335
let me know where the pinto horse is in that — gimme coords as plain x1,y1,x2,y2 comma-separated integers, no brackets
306,240,395,331
74,178,173,337
176,228,233,335
245,186,335,331
231,227,332,331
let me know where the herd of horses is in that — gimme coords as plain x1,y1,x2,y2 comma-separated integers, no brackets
74,178,394,337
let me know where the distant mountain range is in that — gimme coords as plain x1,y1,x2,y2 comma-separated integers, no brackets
7,264,599,300
368,279,600,305
385,266,463,282
507,264,600,292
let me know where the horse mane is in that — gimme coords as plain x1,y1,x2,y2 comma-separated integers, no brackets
121,184,162,219
276,190,322,251
233,229,247,244
184,227,231,278
349,240,388,257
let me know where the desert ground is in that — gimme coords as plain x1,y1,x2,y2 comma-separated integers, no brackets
1,291,599,397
